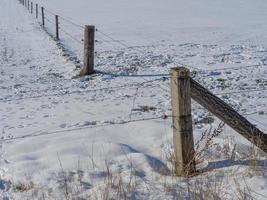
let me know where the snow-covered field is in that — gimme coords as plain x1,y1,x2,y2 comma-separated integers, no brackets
1,0,267,199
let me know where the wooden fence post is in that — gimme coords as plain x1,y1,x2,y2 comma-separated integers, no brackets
55,15,59,40
36,4,38,19
31,2,33,14
27,0,29,10
80,25,95,76
41,7,45,26
171,67,196,176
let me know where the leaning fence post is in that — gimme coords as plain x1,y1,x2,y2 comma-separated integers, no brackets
41,7,45,26
36,4,38,19
80,25,95,76
171,67,196,176
55,15,59,40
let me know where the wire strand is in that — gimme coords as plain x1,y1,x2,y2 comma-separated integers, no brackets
215,87,267,95
59,16,84,30
0,77,165,103
1,115,168,142
96,29,130,49
44,16,55,25
59,27,83,45
44,7,84,30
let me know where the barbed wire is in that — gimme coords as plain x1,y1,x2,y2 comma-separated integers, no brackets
215,87,267,95
43,7,57,17
96,29,130,49
3,107,266,143
96,70,171,78
38,10,84,45
96,29,149,55
22,0,265,77
23,3,84,46
59,27,83,45
0,77,165,103
0,115,168,142
59,16,84,30
200,64,263,73
43,7,84,30
43,16,56,25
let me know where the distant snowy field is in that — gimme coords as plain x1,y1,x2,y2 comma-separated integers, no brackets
35,0,267,45
1,0,267,199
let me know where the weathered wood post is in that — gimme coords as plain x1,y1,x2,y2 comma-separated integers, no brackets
80,25,95,76
36,4,38,19
41,7,45,26
190,78,267,153
27,0,29,10
31,2,33,14
55,15,59,40
171,67,196,176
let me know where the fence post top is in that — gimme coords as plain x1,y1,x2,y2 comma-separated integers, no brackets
170,67,190,78
85,25,95,30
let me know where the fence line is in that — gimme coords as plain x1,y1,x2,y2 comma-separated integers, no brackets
1,74,266,105
26,1,84,46
3,105,265,144
14,0,267,177
17,0,266,76
43,7,84,30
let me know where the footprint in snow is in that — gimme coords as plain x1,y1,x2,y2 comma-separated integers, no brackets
59,123,67,128
81,121,97,127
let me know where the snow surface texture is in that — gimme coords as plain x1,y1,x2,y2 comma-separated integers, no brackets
0,0,267,199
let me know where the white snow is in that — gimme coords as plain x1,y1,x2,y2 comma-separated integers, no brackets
0,0,267,199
